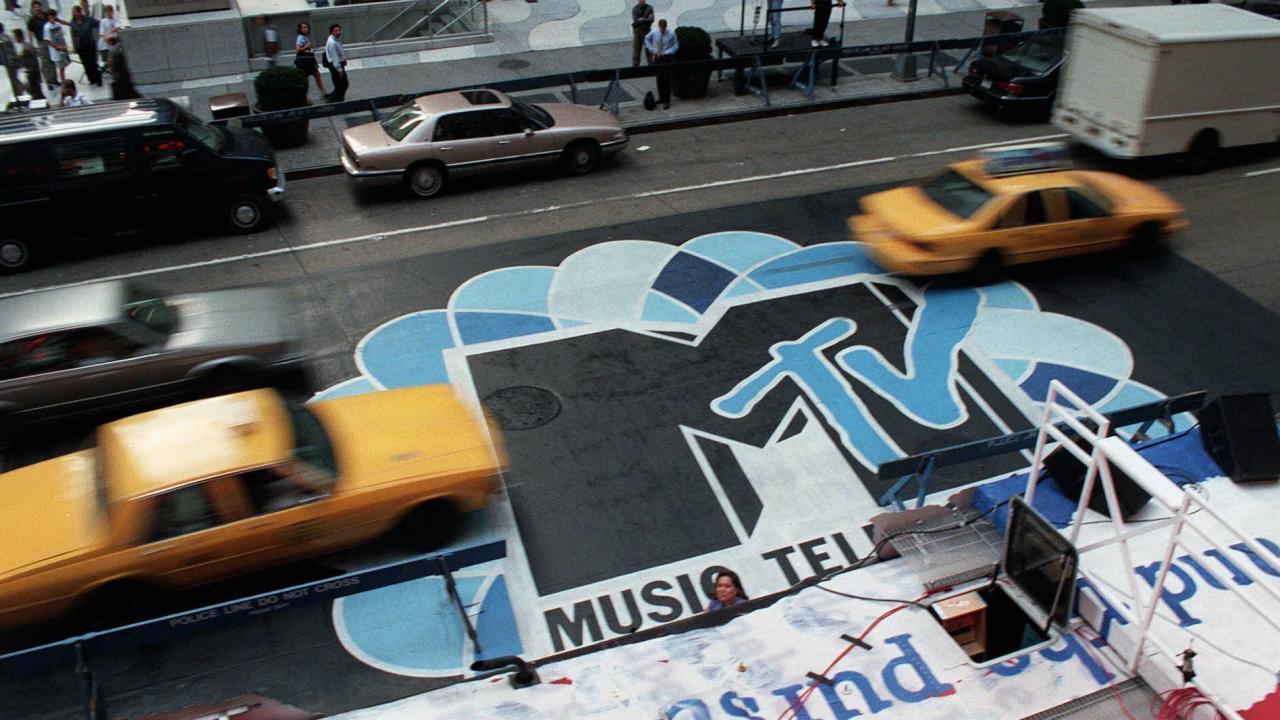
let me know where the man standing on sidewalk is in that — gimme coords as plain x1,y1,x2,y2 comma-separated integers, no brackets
644,18,678,109
0,24,23,99
324,23,347,102
630,0,653,68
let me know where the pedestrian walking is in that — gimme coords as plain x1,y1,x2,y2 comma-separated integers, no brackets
293,21,325,98
27,1,58,93
13,28,44,99
323,23,347,102
97,4,119,67
257,15,279,66
767,0,783,47
42,7,71,85
0,23,24,99
630,0,653,68
70,4,100,86
105,33,136,99
643,18,678,109
808,0,844,47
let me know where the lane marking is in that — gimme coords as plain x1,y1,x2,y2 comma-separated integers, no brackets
0,133,1067,300
1243,166,1280,178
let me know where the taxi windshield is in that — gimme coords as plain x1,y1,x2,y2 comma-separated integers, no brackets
381,105,428,141
921,169,993,219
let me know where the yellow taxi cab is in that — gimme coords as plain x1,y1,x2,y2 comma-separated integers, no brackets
849,142,1189,276
0,385,505,629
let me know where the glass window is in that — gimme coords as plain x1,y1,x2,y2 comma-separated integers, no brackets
175,110,227,154
289,404,338,478
999,37,1064,75
0,332,75,380
380,104,428,142
0,146,45,191
122,283,176,335
66,328,142,367
1066,188,1110,219
511,98,553,129
996,195,1027,229
1025,192,1047,225
142,130,189,169
239,465,329,514
488,108,525,136
52,137,128,179
920,169,993,219
150,484,220,541
433,112,489,141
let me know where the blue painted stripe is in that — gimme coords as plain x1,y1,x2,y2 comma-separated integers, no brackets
455,312,557,345
358,311,455,388
1020,362,1119,405
642,291,700,323
682,231,797,273
474,575,524,660
652,252,737,314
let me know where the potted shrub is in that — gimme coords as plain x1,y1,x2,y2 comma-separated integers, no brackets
1039,0,1083,28
673,25,714,99
253,65,311,149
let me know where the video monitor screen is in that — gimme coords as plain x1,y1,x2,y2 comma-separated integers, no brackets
1004,496,1078,630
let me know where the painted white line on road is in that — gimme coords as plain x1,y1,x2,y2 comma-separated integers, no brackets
1243,166,1280,178
0,133,1067,300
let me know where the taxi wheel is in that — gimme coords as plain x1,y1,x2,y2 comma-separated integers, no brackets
404,163,446,199
395,499,460,553
1128,222,1164,256
83,580,163,631
970,250,1005,285
561,140,601,176
0,237,32,274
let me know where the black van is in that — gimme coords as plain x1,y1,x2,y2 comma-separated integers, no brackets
0,99,285,273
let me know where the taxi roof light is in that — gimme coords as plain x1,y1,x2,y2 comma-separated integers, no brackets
979,141,1071,177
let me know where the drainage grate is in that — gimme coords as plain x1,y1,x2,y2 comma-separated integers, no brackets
498,58,532,70
483,386,561,430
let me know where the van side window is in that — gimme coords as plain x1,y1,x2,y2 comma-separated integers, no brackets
0,333,75,380
52,137,128,178
142,131,189,169
0,147,42,190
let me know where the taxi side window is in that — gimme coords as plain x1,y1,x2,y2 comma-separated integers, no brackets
150,484,221,541
240,464,329,514
1024,192,1047,225
142,131,189,170
1066,189,1108,220
52,137,128,179
996,196,1027,228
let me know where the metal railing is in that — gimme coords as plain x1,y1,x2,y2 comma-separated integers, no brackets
363,0,486,44
1025,380,1280,720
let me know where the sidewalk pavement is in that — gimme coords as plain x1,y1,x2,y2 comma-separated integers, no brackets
2,0,1167,176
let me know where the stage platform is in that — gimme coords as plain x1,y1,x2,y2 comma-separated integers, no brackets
716,32,844,96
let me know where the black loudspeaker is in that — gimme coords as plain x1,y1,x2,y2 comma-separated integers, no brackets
1043,438,1151,519
1196,394,1280,482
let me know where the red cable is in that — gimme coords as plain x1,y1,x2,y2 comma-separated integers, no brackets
775,591,935,720
1073,628,1141,720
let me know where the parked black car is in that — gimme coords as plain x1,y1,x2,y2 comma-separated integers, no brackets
0,99,286,274
963,34,1065,115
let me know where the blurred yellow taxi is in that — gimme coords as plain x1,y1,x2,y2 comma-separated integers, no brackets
849,142,1188,276
0,386,504,629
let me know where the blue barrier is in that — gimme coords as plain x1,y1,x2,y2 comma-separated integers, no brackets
0,539,506,671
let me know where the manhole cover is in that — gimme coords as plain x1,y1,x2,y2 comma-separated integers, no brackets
483,386,561,430
498,58,531,70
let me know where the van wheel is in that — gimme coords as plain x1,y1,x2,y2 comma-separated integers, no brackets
82,580,163,631
1182,131,1218,175
393,499,460,553
970,250,1005,285
227,194,268,233
0,238,31,274
403,163,446,199
561,140,601,176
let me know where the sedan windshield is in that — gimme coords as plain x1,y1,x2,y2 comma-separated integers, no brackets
1001,38,1063,74
381,105,428,141
920,169,994,219
123,283,177,335
289,404,338,478
176,110,227,154
512,98,554,129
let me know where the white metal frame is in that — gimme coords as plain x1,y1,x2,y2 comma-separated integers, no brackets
1024,380,1280,720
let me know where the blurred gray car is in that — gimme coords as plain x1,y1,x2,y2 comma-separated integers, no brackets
0,280,305,436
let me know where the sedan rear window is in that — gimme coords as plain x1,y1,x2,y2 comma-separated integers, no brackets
1000,38,1063,75
381,105,428,142
920,169,993,219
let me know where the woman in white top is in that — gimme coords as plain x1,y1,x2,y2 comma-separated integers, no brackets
293,21,324,98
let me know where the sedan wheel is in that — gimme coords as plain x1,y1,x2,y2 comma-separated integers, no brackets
562,141,601,176
405,164,446,199
0,238,31,274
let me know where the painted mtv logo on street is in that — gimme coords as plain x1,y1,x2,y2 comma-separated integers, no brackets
318,232,1173,667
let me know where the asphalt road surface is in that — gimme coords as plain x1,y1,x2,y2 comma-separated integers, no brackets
4,94,1280,719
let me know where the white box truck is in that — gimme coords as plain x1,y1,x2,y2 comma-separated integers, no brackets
1052,4,1280,169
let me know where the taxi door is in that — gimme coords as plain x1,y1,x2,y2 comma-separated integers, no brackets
982,193,1049,265
1023,188,1118,261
